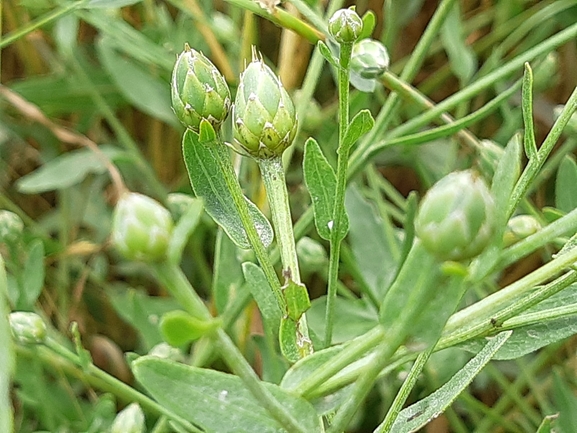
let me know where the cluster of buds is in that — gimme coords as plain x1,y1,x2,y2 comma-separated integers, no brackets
415,170,496,261
171,45,297,159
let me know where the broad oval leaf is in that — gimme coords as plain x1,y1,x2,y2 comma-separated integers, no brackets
303,138,349,241
133,356,322,433
182,130,274,249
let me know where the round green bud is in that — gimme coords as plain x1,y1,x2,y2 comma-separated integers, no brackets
328,8,363,44
233,50,298,159
171,44,231,132
9,311,47,345
111,403,145,433
0,210,24,245
111,192,174,262
350,38,390,79
503,215,541,247
415,170,496,261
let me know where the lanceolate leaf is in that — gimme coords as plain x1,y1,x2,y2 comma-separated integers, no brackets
555,156,577,213
303,138,349,241
133,356,322,433
388,331,511,433
182,129,273,249
342,109,374,151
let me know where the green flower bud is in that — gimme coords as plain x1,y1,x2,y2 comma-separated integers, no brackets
503,215,541,247
111,192,173,262
9,312,47,344
328,8,363,44
111,403,145,433
415,170,496,261
171,44,231,132
350,38,390,79
0,210,24,245
233,50,298,159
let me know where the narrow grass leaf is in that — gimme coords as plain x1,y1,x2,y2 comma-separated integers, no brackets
97,37,177,126
342,109,374,151
133,356,322,433
555,156,577,213
16,146,124,193
242,262,282,335
19,240,45,309
182,130,273,249
440,3,476,84
85,0,143,7
522,63,537,159
388,331,511,433
552,369,577,433
167,197,203,264
303,137,349,241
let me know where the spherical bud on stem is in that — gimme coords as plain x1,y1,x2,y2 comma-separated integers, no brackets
233,50,298,159
350,39,390,79
415,170,496,261
328,8,363,44
111,192,174,262
171,44,231,132
9,312,47,345
111,403,145,433
0,210,24,245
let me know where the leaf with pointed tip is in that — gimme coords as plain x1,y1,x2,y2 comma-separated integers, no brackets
317,41,339,69
342,109,375,151
182,130,273,249
303,138,349,241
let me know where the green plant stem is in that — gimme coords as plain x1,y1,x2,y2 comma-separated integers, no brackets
152,262,306,433
29,340,200,432
508,84,577,216
376,345,435,433
324,41,353,348
212,144,286,312
258,156,311,348
0,1,86,50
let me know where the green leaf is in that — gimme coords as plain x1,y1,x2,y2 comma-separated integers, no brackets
345,185,399,300
440,3,476,84
167,197,203,264
522,63,537,159
19,240,45,309
242,262,282,336
160,310,219,346
303,138,349,241
16,146,124,193
342,109,374,151
536,415,558,433
387,331,511,433
279,318,300,364
317,41,339,69
182,130,273,249
133,356,322,433
359,11,376,40
556,156,577,213
553,369,577,433
213,230,246,314
0,257,14,433
458,283,577,360
307,297,377,345
97,36,177,126
283,280,311,322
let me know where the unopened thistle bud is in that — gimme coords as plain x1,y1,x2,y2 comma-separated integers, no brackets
328,8,363,44
233,50,298,159
415,170,496,261
9,312,47,345
111,192,174,262
171,44,231,132
350,39,390,79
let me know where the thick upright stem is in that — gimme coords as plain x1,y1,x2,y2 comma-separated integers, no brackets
325,42,353,347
